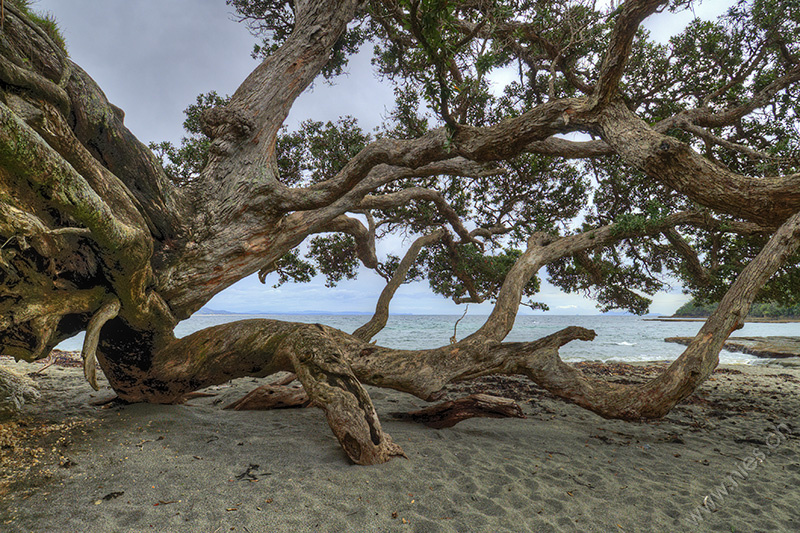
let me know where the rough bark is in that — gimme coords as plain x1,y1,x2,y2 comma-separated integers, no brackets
390,394,525,429
81,297,120,390
596,99,800,227
663,228,712,287
592,0,667,106
224,383,311,411
506,210,800,419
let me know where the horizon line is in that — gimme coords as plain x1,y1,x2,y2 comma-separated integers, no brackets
197,308,664,317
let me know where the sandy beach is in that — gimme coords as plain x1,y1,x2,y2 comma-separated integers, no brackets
1,355,799,532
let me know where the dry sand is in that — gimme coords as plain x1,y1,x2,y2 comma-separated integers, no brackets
1,356,799,533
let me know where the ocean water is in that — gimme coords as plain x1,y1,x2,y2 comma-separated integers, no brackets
58,314,799,365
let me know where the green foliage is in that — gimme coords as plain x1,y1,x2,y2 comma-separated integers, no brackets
420,243,542,307
749,301,800,318
548,252,658,315
149,96,374,289
383,87,430,140
673,299,718,317
307,234,360,288
377,253,426,284
149,92,230,186
9,0,67,54
154,1,800,314
674,298,800,318
679,229,800,310
269,250,317,288
610,200,671,236
276,117,371,186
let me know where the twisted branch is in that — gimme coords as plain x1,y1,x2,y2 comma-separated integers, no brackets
82,297,121,390
353,228,447,342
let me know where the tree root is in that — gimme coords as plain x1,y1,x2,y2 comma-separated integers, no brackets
81,298,120,390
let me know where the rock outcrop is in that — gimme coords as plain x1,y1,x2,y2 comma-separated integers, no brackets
665,336,800,359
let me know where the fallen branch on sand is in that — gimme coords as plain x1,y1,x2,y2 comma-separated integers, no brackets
390,394,525,429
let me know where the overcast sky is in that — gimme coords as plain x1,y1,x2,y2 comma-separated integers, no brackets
31,0,734,315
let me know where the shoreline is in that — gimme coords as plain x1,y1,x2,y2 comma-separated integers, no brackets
666,336,800,360
647,316,800,323
2,358,799,532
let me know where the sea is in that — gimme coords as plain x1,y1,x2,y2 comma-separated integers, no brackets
57,314,799,365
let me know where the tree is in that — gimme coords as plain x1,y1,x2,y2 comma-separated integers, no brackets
1,0,799,464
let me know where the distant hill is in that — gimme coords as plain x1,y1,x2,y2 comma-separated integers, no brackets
673,299,800,318
196,308,240,315
195,308,373,315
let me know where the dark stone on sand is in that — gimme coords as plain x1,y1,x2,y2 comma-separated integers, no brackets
665,336,800,359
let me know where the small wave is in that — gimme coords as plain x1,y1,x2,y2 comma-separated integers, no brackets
614,341,637,346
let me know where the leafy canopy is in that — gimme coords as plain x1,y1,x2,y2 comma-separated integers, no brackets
153,0,800,313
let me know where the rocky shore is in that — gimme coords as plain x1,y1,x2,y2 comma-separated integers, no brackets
665,336,800,359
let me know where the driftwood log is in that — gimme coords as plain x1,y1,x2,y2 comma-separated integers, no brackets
391,394,525,429
224,383,312,411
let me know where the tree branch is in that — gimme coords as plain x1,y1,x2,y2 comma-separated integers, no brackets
89,205,800,461
0,102,146,251
521,208,800,419
678,122,778,161
655,62,800,132
353,210,800,418
359,187,475,243
199,0,366,202
353,228,446,342
0,287,108,361
695,62,800,129
599,99,800,227
662,228,712,286
471,211,736,341
284,324,406,464
0,54,70,115
0,103,175,333
391,394,525,429
451,16,594,95
323,214,378,269
593,0,667,106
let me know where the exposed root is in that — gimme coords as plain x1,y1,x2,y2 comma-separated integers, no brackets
81,298,120,390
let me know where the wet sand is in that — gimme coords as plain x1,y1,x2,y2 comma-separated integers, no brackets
1,357,799,532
